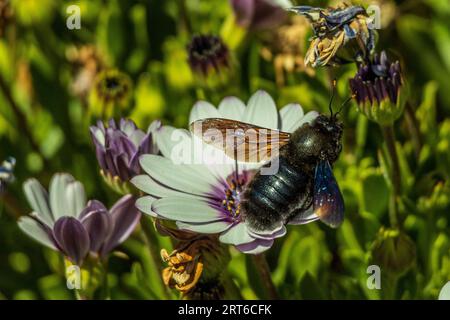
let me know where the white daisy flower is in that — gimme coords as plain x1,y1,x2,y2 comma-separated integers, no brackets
132,90,318,254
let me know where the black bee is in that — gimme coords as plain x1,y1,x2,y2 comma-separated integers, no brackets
190,96,346,234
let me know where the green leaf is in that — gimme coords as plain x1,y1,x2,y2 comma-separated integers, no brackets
298,272,325,300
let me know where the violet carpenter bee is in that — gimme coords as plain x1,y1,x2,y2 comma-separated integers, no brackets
288,3,376,67
190,93,348,233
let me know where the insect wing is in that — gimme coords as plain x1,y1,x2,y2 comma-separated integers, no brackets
313,160,344,228
288,6,323,22
190,118,291,163
325,6,366,26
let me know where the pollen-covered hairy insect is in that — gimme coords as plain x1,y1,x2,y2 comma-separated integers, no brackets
289,3,376,67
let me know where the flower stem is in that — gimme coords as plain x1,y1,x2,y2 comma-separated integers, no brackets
251,253,279,300
381,125,401,228
0,191,23,219
0,72,41,155
222,272,243,299
179,0,193,36
140,215,171,299
404,102,422,158
74,289,84,300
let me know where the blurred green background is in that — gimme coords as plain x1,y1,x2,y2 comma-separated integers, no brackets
0,0,450,300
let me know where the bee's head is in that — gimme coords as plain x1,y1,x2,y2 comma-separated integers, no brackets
314,114,343,163
316,114,343,137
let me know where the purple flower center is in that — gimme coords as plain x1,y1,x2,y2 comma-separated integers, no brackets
105,77,120,90
220,171,252,221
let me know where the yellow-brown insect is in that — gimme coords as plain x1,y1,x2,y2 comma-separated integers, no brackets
289,3,376,67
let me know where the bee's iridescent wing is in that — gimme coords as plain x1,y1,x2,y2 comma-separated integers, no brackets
190,118,291,163
313,160,344,228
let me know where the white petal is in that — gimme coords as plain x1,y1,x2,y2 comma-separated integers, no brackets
247,225,286,240
92,127,105,147
139,155,218,196
219,222,255,245
439,282,450,300
280,103,304,133
298,111,319,127
243,90,278,129
135,195,158,217
131,175,189,198
218,97,246,121
236,239,274,254
23,178,54,226
50,173,75,220
189,101,221,124
66,181,87,217
176,220,231,234
18,217,56,250
129,130,146,148
272,0,293,9
155,126,191,162
152,197,223,223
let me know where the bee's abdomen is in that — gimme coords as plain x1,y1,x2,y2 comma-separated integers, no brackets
242,157,309,231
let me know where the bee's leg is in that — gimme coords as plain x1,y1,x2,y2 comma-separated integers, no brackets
367,29,377,54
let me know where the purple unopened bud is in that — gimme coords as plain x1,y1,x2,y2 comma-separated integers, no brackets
90,119,160,182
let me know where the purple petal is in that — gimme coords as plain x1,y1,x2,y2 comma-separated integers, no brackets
53,217,90,265
137,132,152,155
96,120,105,133
106,130,137,157
113,152,131,180
236,238,274,254
104,147,119,177
78,200,108,219
94,148,108,173
247,225,286,240
108,118,117,129
129,133,151,174
101,195,141,256
251,0,287,30
81,209,113,253
119,118,137,134
230,0,255,28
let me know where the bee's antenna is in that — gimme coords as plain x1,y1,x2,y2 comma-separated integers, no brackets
335,94,356,118
329,79,337,117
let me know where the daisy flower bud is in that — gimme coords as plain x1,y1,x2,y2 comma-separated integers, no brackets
187,34,232,87
370,227,416,276
90,119,160,194
349,51,407,125
88,69,132,118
